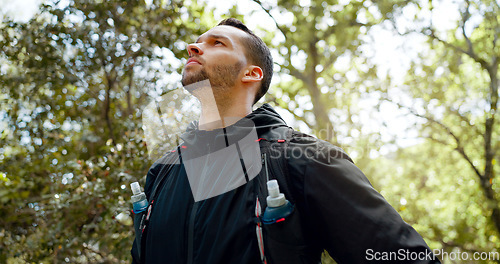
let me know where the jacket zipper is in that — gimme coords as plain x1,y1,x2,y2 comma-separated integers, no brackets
187,202,199,264
187,139,211,264
262,153,269,182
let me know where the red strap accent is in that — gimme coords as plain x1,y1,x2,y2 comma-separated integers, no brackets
146,200,154,220
256,138,266,142
277,139,285,143
181,145,187,149
258,226,265,259
276,218,286,223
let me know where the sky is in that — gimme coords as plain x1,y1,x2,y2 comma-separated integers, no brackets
0,0,42,22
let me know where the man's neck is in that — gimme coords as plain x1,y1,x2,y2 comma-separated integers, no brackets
198,98,252,131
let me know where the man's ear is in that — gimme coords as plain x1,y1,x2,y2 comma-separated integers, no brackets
241,66,263,83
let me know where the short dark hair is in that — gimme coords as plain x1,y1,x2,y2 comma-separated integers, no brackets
217,18,273,104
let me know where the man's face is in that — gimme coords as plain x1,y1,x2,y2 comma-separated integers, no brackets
181,26,249,91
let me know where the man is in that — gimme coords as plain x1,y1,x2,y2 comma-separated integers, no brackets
131,18,440,263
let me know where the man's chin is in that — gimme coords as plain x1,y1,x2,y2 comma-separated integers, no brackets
182,77,207,87
181,70,207,86
182,79,211,95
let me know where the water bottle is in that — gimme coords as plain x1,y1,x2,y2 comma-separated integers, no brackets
261,180,309,264
130,182,148,214
262,180,294,224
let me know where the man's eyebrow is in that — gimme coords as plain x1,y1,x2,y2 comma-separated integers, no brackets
195,34,231,43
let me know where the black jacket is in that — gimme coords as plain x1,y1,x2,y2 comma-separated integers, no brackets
131,103,439,264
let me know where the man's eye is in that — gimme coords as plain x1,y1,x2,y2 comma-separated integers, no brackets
214,40,224,45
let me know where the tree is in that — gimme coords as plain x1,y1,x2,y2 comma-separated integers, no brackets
249,0,498,261
247,0,416,262
365,141,500,263
379,0,499,259
0,0,210,262
252,0,415,147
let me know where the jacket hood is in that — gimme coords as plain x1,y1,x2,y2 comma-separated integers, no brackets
179,103,288,154
244,103,288,134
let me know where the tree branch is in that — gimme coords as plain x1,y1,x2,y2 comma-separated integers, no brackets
440,240,486,256
126,60,135,117
319,53,339,75
266,93,314,129
426,27,490,70
461,0,476,60
426,135,450,146
395,21,490,71
252,0,288,39
288,67,308,84
395,102,483,179
103,66,116,144
445,105,482,136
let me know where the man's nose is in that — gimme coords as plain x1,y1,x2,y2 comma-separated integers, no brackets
187,43,203,56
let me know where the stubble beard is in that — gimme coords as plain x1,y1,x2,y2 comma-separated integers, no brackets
181,62,244,105
181,67,210,88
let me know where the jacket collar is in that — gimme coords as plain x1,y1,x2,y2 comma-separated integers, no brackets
180,103,288,149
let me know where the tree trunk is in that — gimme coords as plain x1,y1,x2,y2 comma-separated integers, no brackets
306,40,338,144
482,61,499,234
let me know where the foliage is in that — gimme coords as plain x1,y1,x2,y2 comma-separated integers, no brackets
252,0,415,148
247,2,414,261
378,0,500,261
0,0,209,262
1,0,498,263
250,0,499,262
365,141,499,263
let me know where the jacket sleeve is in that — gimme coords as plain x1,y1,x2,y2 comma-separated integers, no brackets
290,140,440,263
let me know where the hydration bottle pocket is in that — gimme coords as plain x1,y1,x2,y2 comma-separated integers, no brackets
134,199,155,263
133,211,147,262
263,207,314,264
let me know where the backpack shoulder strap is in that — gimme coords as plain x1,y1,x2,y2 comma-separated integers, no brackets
147,145,183,202
255,127,316,264
257,126,295,204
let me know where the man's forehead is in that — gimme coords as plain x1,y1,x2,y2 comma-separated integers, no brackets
196,25,247,44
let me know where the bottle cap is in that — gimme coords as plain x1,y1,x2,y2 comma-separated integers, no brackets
267,180,280,197
266,180,286,207
131,182,141,195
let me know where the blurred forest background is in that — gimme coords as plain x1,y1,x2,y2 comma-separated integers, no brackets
0,0,498,263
